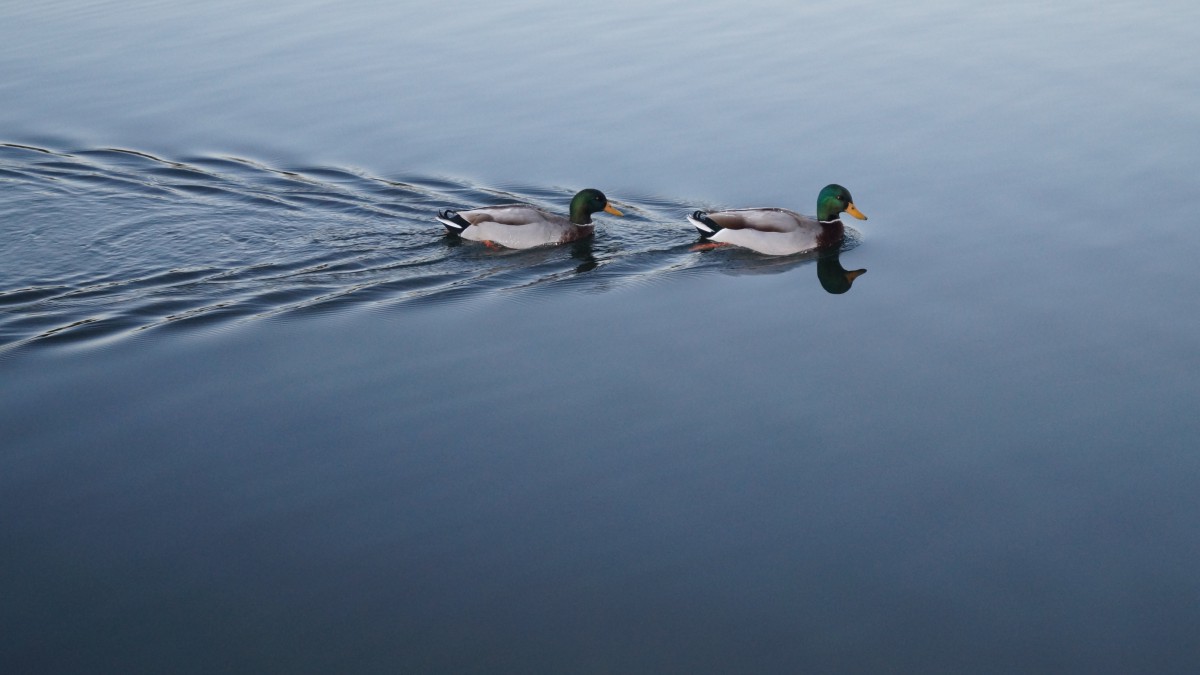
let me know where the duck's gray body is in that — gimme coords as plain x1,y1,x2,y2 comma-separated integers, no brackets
437,205,593,249
687,208,844,255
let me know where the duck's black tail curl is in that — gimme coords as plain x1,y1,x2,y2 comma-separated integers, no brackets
437,210,471,234
688,211,722,239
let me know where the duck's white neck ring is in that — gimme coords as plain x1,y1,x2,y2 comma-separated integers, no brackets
818,218,842,225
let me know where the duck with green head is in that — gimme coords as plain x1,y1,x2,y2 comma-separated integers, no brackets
687,184,867,255
437,188,623,249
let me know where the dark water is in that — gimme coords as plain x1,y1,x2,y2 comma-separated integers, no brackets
4,1,1200,673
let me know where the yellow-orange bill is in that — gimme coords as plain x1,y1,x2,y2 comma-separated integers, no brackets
845,203,867,220
604,203,624,216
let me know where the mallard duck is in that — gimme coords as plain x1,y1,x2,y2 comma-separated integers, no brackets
436,188,622,249
687,184,867,255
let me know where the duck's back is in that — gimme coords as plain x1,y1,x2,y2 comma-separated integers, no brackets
705,207,814,234
459,204,564,227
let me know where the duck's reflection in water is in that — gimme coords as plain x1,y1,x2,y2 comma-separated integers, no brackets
441,229,866,294
568,238,599,274
694,244,867,295
439,233,598,275
816,251,866,294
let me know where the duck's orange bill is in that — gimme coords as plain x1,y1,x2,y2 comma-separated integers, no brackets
604,203,624,216
845,203,867,220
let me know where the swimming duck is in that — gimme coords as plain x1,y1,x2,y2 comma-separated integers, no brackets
687,184,867,256
436,188,622,249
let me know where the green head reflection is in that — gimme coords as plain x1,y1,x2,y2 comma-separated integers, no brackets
817,251,866,294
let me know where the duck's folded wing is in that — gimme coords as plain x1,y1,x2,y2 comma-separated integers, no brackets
706,208,810,233
461,205,562,227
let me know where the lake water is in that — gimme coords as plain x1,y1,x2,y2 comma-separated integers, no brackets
3,1,1200,672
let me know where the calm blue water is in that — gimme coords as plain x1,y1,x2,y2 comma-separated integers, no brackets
3,1,1200,672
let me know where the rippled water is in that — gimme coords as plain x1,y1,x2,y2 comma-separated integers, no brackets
4,1,1200,673
0,142,863,353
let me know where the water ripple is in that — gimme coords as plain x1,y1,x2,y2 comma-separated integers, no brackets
0,142,862,353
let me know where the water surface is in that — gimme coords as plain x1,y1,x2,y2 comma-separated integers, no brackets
3,1,1200,673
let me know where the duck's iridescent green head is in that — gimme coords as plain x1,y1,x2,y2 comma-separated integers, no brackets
569,188,623,225
817,184,867,223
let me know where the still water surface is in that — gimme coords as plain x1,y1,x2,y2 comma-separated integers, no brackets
3,1,1200,672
